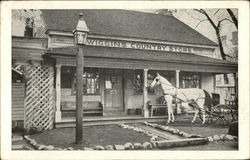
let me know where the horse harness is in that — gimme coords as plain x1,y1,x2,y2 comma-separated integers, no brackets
160,80,205,104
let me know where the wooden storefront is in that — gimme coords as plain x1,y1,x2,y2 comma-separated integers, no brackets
45,43,237,123
12,10,238,130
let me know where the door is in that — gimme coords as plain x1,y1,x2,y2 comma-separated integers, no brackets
104,74,124,115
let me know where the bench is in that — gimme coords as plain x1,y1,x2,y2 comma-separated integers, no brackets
148,103,167,117
127,108,143,115
147,96,177,117
61,101,103,117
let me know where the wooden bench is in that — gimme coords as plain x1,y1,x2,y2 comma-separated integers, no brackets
61,101,103,116
148,103,168,117
127,108,143,115
147,96,177,117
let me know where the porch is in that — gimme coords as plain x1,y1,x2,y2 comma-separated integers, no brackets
57,66,176,121
56,115,169,128
47,46,238,125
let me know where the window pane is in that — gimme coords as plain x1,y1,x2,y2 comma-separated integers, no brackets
181,73,200,88
73,68,100,95
132,71,155,95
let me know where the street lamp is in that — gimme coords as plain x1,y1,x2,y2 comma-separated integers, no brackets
73,13,89,144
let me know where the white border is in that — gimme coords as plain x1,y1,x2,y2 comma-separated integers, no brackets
1,1,249,160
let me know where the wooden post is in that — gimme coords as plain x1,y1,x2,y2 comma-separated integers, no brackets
143,69,149,117
175,70,181,114
176,70,180,88
233,72,238,95
76,45,84,144
55,64,62,122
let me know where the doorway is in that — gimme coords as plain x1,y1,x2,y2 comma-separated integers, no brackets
104,69,124,115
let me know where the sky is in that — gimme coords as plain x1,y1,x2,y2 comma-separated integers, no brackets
133,9,238,43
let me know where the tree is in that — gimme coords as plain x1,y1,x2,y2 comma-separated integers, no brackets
227,9,238,29
193,9,238,97
194,9,238,60
12,9,44,37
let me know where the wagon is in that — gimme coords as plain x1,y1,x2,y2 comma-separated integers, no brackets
201,93,238,124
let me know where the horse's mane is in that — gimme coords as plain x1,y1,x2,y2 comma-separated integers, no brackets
159,74,173,86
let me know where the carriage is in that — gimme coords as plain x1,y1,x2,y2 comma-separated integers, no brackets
205,92,238,124
150,73,238,125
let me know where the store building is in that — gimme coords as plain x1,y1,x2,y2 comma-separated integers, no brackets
12,10,237,130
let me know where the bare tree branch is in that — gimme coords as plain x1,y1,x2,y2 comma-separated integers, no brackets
194,9,204,14
217,18,234,28
213,9,220,17
227,9,238,29
195,19,208,29
199,9,217,30
187,12,204,21
194,9,226,60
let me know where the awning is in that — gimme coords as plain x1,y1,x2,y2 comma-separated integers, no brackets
44,46,238,74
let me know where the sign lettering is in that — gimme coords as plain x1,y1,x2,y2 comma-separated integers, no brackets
86,39,193,53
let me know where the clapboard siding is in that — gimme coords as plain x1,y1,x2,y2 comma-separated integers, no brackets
12,83,25,121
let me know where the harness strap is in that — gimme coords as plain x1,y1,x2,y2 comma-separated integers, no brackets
159,77,206,103
164,89,186,102
164,90,205,103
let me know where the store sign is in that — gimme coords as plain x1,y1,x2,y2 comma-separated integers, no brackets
86,38,193,53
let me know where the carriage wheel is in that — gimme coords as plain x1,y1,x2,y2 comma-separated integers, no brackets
209,104,232,125
229,106,238,122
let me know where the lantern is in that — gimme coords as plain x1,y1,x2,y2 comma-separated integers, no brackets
72,13,89,45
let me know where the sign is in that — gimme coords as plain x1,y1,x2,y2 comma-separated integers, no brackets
105,80,112,89
86,38,193,53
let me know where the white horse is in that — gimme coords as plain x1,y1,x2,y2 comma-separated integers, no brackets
150,73,212,124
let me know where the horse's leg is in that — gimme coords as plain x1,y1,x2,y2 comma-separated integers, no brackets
196,99,206,124
165,95,173,123
192,108,199,123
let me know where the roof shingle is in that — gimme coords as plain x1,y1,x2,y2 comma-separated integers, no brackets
41,9,217,46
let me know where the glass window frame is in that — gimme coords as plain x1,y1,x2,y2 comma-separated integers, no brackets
181,72,201,89
72,68,100,95
132,70,155,95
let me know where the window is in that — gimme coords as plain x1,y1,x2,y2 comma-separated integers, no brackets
132,71,155,95
223,74,229,85
133,72,143,94
147,72,155,94
61,67,73,88
181,73,200,88
73,68,100,95
231,31,238,45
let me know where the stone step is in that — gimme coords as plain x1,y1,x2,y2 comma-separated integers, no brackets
134,124,184,140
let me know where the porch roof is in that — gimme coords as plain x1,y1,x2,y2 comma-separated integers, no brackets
45,46,237,73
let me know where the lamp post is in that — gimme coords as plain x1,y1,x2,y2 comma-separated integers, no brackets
73,13,89,144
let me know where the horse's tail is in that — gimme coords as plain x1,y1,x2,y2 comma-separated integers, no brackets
203,89,212,111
